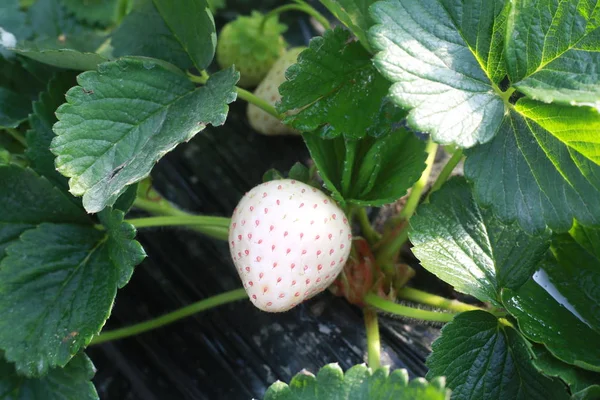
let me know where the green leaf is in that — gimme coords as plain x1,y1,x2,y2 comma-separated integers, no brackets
0,165,144,376
427,310,568,400
532,345,600,397
0,55,48,98
549,223,600,333
112,183,138,213
152,0,216,71
503,279,600,373
304,126,426,206
0,87,31,128
0,353,99,399
278,28,398,139
465,102,600,234
0,0,31,51
319,0,374,52
287,162,310,183
26,72,78,189
61,0,125,26
410,178,550,305
111,0,193,70
52,57,238,213
506,0,600,106
14,43,108,71
516,99,600,166
263,363,450,400
369,0,507,148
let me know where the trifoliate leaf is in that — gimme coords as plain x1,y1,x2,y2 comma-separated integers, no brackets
465,100,600,234
263,363,450,400
52,57,238,214
26,72,78,189
532,345,600,397
319,0,374,52
0,352,99,399
152,0,216,71
427,310,568,400
278,28,398,139
0,87,31,128
503,278,600,373
14,42,108,71
549,223,600,333
61,0,125,26
369,0,508,148
304,126,426,206
0,165,144,376
111,0,193,70
410,178,550,305
506,0,600,106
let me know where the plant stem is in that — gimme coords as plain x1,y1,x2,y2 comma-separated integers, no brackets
363,308,381,370
90,289,248,345
425,149,463,202
397,287,479,313
126,216,230,241
133,197,190,218
187,71,208,84
398,139,438,220
364,293,455,323
5,128,26,147
260,3,331,32
236,87,282,119
356,208,380,244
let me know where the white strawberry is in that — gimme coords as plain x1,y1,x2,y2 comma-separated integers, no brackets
247,47,305,136
229,179,352,312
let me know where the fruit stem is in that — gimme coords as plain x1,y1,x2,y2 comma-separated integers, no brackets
187,71,283,120
397,287,480,313
90,288,248,345
5,128,26,147
133,197,190,218
364,293,455,323
425,149,463,203
356,208,381,244
363,307,381,370
125,216,230,241
260,3,331,33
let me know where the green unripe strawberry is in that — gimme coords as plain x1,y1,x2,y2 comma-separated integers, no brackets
216,12,287,88
247,47,306,136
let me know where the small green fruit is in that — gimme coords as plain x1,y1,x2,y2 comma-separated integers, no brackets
216,12,287,88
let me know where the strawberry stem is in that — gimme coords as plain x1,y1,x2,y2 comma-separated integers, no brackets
89,289,248,345
363,307,381,370
425,148,463,202
397,287,481,314
356,208,381,244
5,128,26,147
260,3,331,33
364,293,455,323
125,216,230,241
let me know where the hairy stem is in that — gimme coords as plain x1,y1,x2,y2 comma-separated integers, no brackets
356,208,380,244
90,289,248,345
397,287,479,313
363,307,381,370
260,3,331,32
425,149,463,202
126,216,230,241
133,197,190,218
364,293,455,323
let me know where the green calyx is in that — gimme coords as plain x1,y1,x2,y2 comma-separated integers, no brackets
216,11,287,87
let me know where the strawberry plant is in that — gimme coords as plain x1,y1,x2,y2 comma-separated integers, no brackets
1,0,599,398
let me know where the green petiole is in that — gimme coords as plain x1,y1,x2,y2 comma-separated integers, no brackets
260,3,331,32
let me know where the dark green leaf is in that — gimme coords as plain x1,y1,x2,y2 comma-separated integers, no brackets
111,0,193,70
532,345,600,396
61,0,125,26
264,363,450,399
262,168,284,182
0,55,47,98
152,0,216,71
410,178,550,305
26,72,78,189
319,0,374,52
369,0,506,148
112,183,139,213
0,88,31,128
506,0,600,105
304,126,426,206
287,162,309,183
549,223,600,333
14,43,108,71
427,310,568,400
278,28,396,139
0,353,99,399
52,58,238,213
465,103,600,234
503,279,600,373
0,0,31,55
